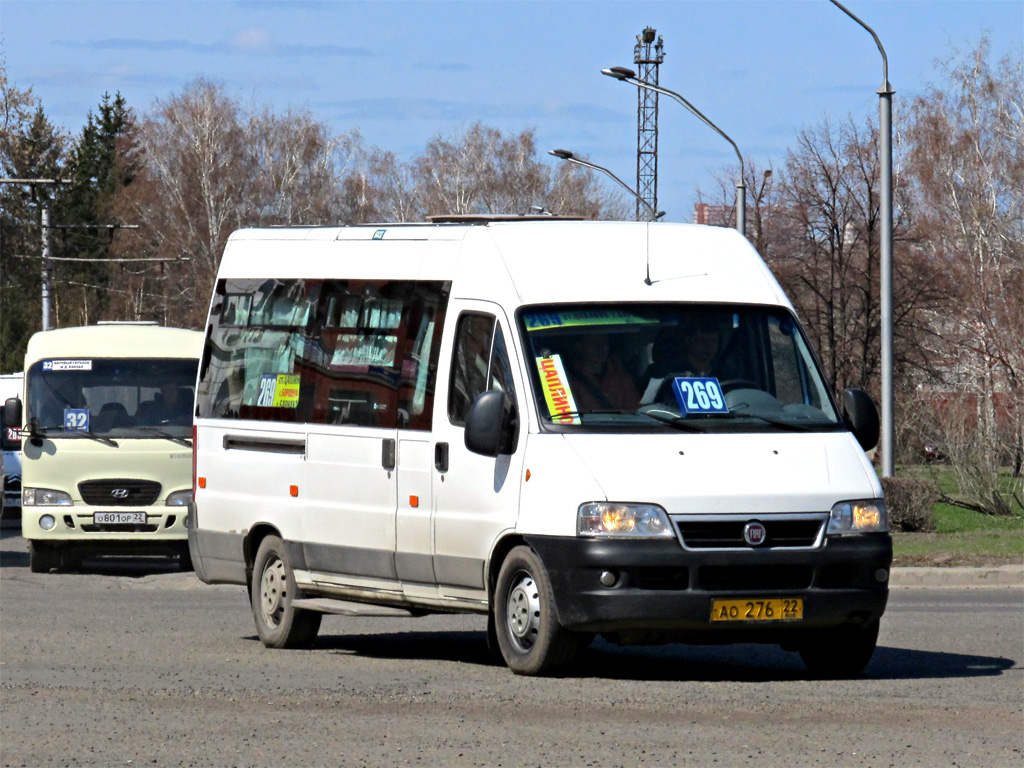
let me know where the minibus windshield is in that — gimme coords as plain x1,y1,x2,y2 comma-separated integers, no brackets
26,358,199,439
520,304,844,433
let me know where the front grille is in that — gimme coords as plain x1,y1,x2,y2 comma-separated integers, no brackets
80,523,160,533
78,480,161,507
675,515,825,550
698,565,813,591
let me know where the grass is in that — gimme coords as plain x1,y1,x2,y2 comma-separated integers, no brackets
891,465,1024,567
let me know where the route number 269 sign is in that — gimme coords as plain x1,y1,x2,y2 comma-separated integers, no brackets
671,377,729,415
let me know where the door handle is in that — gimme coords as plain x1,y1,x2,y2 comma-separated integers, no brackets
382,438,396,471
435,442,449,473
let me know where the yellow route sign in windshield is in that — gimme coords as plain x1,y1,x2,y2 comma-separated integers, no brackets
536,355,580,424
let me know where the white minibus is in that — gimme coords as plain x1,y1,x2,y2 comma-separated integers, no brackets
188,218,890,676
1,372,24,520
4,323,204,572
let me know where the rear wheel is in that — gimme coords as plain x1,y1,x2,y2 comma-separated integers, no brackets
798,620,880,678
29,541,53,574
250,535,321,649
493,545,582,676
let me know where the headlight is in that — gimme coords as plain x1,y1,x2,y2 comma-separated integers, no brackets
828,499,888,534
23,488,74,507
165,490,193,506
578,502,674,538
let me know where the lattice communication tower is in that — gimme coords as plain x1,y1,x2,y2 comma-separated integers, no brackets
634,28,664,221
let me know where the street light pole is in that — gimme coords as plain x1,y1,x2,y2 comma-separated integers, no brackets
548,149,665,222
602,66,746,237
829,0,895,478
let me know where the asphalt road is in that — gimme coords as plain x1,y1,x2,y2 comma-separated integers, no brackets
1,530,1021,768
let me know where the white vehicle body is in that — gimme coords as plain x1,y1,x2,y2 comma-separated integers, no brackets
189,220,890,676
11,324,203,572
1,372,24,516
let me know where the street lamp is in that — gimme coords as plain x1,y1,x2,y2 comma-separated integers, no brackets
548,149,665,221
829,0,895,478
602,66,746,237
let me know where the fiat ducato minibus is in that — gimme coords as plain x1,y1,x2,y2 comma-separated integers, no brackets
187,218,890,676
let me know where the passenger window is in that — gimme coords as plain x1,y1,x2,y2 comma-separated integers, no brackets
197,278,450,430
448,314,517,426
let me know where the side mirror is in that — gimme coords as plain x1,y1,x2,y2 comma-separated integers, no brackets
3,398,22,432
842,388,879,451
465,390,517,458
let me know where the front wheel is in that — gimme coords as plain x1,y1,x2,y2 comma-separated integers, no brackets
250,535,321,649
798,620,880,678
493,545,582,676
29,541,54,574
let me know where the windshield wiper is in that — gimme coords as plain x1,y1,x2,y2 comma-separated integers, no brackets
73,430,119,447
707,411,818,432
135,425,192,447
544,409,633,422
638,410,708,433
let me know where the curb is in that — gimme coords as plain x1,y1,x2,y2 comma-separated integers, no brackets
890,565,1024,587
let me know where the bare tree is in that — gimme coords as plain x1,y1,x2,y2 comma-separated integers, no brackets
112,79,361,326
906,38,1024,512
245,110,360,226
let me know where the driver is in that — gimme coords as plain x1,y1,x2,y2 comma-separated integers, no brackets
640,316,728,404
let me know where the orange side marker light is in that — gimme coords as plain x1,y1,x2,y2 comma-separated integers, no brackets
525,469,531,482
410,495,419,508
290,485,299,497
198,477,207,489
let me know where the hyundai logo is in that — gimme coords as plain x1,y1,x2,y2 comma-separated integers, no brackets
111,488,130,499
743,521,767,546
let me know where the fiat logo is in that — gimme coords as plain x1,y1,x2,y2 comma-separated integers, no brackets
111,488,130,499
743,521,767,546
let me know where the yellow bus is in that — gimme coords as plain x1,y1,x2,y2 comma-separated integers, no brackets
3,323,203,572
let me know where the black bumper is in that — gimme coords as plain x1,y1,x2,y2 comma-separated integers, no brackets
525,533,892,643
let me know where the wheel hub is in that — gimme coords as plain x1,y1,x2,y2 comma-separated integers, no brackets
260,556,287,628
506,574,540,650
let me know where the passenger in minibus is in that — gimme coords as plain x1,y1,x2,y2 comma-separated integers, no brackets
564,333,640,412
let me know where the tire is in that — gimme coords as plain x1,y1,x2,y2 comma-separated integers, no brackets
493,545,582,676
798,620,880,678
29,541,53,574
250,535,321,649
177,542,194,572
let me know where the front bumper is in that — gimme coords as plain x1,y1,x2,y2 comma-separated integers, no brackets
22,505,189,541
525,533,891,644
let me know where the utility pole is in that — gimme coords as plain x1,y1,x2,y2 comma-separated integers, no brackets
40,203,53,331
0,179,70,332
1,179,143,333
634,28,664,223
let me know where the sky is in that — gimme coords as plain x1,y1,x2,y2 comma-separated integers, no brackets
2,0,1021,223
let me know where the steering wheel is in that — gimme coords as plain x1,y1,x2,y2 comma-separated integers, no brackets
717,379,760,393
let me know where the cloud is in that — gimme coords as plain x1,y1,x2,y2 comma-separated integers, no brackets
414,60,474,73
56,36,371,58
320,97,626,124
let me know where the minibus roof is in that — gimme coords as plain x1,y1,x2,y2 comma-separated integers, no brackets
222,220,791,310
24,325,204,366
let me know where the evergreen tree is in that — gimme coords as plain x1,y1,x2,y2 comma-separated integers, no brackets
0,84,68,371
52,93,137,326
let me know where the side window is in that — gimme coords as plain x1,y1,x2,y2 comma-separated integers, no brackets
489,325,516,397
448,313,517,426
449,314,494,425
197,277,450,430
